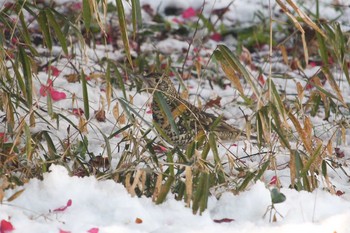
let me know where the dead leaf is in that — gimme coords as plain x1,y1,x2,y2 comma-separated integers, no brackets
95,109,106,122
65,73,80,83
78,117,88,133
185,166,192,207
7,188,25,202
135,218,143,224
213,218,235,223
204,96,222,109
89,156,110,170
113,102,126,125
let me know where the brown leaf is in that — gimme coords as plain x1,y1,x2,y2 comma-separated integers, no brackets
288,113,312,154
204,96,222,109
7,188,25,202
239,46,252,65
65,73,80,83
296,82,304,101
113,103,126,125
279,45,289,65
95,109,106,122
135,218,143,224
89,156,110,170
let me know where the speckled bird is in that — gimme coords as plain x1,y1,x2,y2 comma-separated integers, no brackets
144,73,247,147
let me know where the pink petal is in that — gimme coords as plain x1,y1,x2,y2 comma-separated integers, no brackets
172,18,183,24
0,133,8,143
40,79,54,97
182,7,196,19
258,74,266,86
0,219,15,232
53,199,72,212
71,2,82,10
71,108,84,116
50,89,67,101
269,176,277,185
40,85,47,97
45,66,61,77
59,229,71,233
87,228,99,233
210,32,222,42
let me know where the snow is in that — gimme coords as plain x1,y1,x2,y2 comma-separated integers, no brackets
2,0,350,232
1,165,350,233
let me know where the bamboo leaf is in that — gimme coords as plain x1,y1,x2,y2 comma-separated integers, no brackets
18,46,32,108
108,124,133,139
192,172,209,214
131,0,142,39
83,0,92,32
45,9,68,55
215,45,260,99
115,0,133,66
37,10,52,50
154,92,179,135
42,131,57,158
155,176,174,204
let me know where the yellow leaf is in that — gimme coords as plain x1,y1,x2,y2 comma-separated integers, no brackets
279,45,289,65
296,82,304,101
221,61,244,96
78,117,88,133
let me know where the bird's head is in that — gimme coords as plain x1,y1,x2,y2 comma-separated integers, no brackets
143,73,174,93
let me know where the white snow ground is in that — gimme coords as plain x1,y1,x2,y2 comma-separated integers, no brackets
1,165,350,233
1,0,350,232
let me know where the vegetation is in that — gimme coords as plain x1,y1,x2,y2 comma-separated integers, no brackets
0,0,349,217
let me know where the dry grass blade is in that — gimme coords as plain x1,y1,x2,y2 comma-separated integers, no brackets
276,0,308,64
285,0,326,38
185,166,193,207
288,113,312,154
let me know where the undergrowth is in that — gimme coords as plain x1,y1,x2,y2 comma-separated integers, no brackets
0,0,350,215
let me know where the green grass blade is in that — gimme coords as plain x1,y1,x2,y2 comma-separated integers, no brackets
98,128,112,163
107,60,127,99
118,98,152,127
108,124,133,139
81,70,90,119
42,131,57,158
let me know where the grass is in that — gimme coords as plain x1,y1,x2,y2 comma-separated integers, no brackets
1,0,350,215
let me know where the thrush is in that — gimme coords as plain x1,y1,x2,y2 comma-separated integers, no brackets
144,73,248,148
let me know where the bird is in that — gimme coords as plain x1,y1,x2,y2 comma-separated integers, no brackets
144,73,249,148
